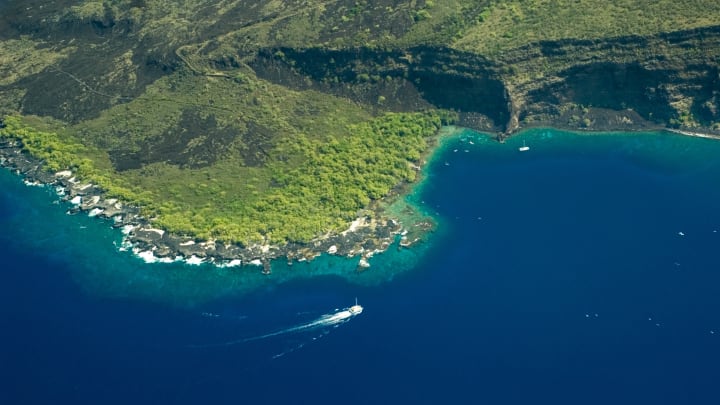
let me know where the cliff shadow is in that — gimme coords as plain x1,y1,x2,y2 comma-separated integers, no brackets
250,47,510,130
531,62,676,123
689,66,720,125
407,69,508,130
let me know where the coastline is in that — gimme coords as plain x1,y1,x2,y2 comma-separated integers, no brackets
0,126,457,275
2,121,717,278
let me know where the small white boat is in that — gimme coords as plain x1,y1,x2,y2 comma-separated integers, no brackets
518,140,530,152
349,297,363,316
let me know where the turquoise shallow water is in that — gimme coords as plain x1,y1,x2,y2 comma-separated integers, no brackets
2,128,720,404
0,164,434,306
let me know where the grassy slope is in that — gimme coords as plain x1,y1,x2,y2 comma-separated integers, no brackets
453,0,720,54
1,0,719,246
67,70,374,243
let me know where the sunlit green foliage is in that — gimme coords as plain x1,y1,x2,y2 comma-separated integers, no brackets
2,112,450,245
151,111,447,244
0,116,154,205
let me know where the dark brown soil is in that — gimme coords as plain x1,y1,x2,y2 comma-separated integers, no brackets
110,109,240,170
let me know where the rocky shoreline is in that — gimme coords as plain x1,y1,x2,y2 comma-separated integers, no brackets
4,121,717,274
0,137,424,273
501,106,720,140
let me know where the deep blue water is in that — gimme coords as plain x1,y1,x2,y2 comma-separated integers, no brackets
2,129,720,404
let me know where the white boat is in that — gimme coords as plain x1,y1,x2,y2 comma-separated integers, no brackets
349,297,363,315
518,140,530,152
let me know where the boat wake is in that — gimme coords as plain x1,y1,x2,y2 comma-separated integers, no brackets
187,301,363,354
242,306,360,344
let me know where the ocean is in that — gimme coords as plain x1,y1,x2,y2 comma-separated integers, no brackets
2,128,720,404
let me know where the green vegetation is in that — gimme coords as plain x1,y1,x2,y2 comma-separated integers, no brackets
454,0,720,54
152,111,447,243
67,69,373,160
0,38,71,87
1,116,94,172
6,0,720,60
2,111,451,245
2,0,720,249
0,116,153,205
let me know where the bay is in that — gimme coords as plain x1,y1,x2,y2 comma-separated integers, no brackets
2,128,720,404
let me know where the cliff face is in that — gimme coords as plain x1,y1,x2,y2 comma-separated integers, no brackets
3,1,719,137
245,26,720,135
500,26,720,134
249,47,510,130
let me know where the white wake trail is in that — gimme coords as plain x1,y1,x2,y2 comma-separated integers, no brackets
188,303,363,349
241,309,354,343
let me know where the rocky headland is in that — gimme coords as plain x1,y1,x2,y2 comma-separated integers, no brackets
2,1,720,276
0,135,431,272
